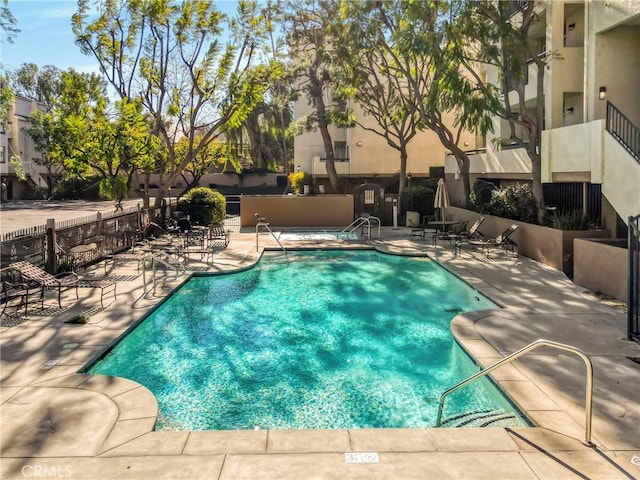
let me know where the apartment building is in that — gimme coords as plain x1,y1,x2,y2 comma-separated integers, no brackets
0,95,46,201
293,92,480,190
445,0,640,234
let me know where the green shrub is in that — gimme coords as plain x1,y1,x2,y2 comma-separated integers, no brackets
53,176,101,200
469,180,496,214
470,181,537,224
549,210,597,230
177,187,226,225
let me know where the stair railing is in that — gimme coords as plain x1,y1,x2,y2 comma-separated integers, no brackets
435,339,594,446
606,101,640,163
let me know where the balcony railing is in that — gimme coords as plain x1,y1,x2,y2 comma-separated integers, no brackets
319,157,350,162
503,0,530,18
606,101,640,163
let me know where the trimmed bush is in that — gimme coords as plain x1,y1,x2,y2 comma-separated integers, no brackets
177,187,226,225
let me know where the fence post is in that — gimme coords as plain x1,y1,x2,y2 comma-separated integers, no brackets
97,212,103,256
46,218,56,274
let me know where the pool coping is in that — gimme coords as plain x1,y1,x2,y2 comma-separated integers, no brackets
2,228,638,479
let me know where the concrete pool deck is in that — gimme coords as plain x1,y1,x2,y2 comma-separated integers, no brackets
1,226,638,479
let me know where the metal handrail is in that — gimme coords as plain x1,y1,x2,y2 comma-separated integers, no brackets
340,216,381,239
435,339,594,446
255,220,287,254
606,101,640,163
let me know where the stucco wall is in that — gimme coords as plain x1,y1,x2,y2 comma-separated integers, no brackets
574,238,628,302
448,206,610,274
240,195,354,228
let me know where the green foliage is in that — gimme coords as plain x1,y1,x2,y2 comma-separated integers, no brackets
470,181,537,224
98,176,128,201
177,187,226,226
550,211,597,231
469,180,496,213
53,176,101,200
288,171,309,194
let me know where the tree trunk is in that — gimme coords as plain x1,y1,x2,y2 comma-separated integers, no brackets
309,74,340,193
398,145,408,211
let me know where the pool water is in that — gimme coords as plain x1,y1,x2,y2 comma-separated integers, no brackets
278,230,358,241
89,250,527,431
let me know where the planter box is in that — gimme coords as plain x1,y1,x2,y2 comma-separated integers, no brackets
448,207,611,276
574,238,628,302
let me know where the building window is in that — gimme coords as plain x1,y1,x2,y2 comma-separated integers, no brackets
364,189,375,205
0,146,5,163
335,141,348,159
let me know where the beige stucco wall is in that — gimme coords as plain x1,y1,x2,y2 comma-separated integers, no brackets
541,120,604,183
448,206,610,274
587,0,640,124
602,131,640,223
574,238,628,302
240,195,354,228
592,26,640,125
294,92,477,178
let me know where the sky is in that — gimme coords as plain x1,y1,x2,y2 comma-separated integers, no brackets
1,0,243,76
1,0,98,74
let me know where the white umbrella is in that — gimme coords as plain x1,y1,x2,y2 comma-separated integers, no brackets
434,178,450,221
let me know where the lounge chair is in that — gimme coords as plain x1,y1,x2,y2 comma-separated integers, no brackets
449,216,485,242
455,224,519,257
9,261,117,309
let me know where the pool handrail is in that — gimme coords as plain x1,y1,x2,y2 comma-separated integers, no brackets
435,338,594,446
341,216,381,240
255,214,287,254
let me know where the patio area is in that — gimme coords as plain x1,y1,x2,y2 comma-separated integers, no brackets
1,226,638,479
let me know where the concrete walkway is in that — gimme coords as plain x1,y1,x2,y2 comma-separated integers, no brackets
1,226,638,479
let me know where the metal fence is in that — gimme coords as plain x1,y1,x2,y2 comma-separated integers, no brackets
629,213,640,342
0,205,158,272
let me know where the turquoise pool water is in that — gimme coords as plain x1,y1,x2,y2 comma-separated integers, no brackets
89,250,527,431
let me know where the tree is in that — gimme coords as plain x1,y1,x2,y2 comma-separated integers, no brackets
26,69,160,204
13,64,68,197
332,2,427,199
0,0,18,122
463,0,548,222
0,0,17,42
282,0,348,193
12,63,62,111
366,1,499,203
174,135,229,193
73,0,273,208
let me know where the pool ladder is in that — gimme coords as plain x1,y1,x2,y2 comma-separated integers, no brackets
435,339,594,446
255,214,287,254
141,252,185,294
341,216,381,240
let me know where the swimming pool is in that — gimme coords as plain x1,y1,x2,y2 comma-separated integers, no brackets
89,250,528,431
278,230,358,241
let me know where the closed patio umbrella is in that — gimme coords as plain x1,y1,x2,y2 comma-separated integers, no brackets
434,178,450,221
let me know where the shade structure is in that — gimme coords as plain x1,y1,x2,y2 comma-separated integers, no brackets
434,178,450,221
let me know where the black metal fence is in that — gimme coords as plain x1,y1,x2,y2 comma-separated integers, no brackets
606,101,640,163
0,205,159,272
629,213,640,342
543,182,602,222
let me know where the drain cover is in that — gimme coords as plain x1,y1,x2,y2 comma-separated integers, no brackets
41,359,60,370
